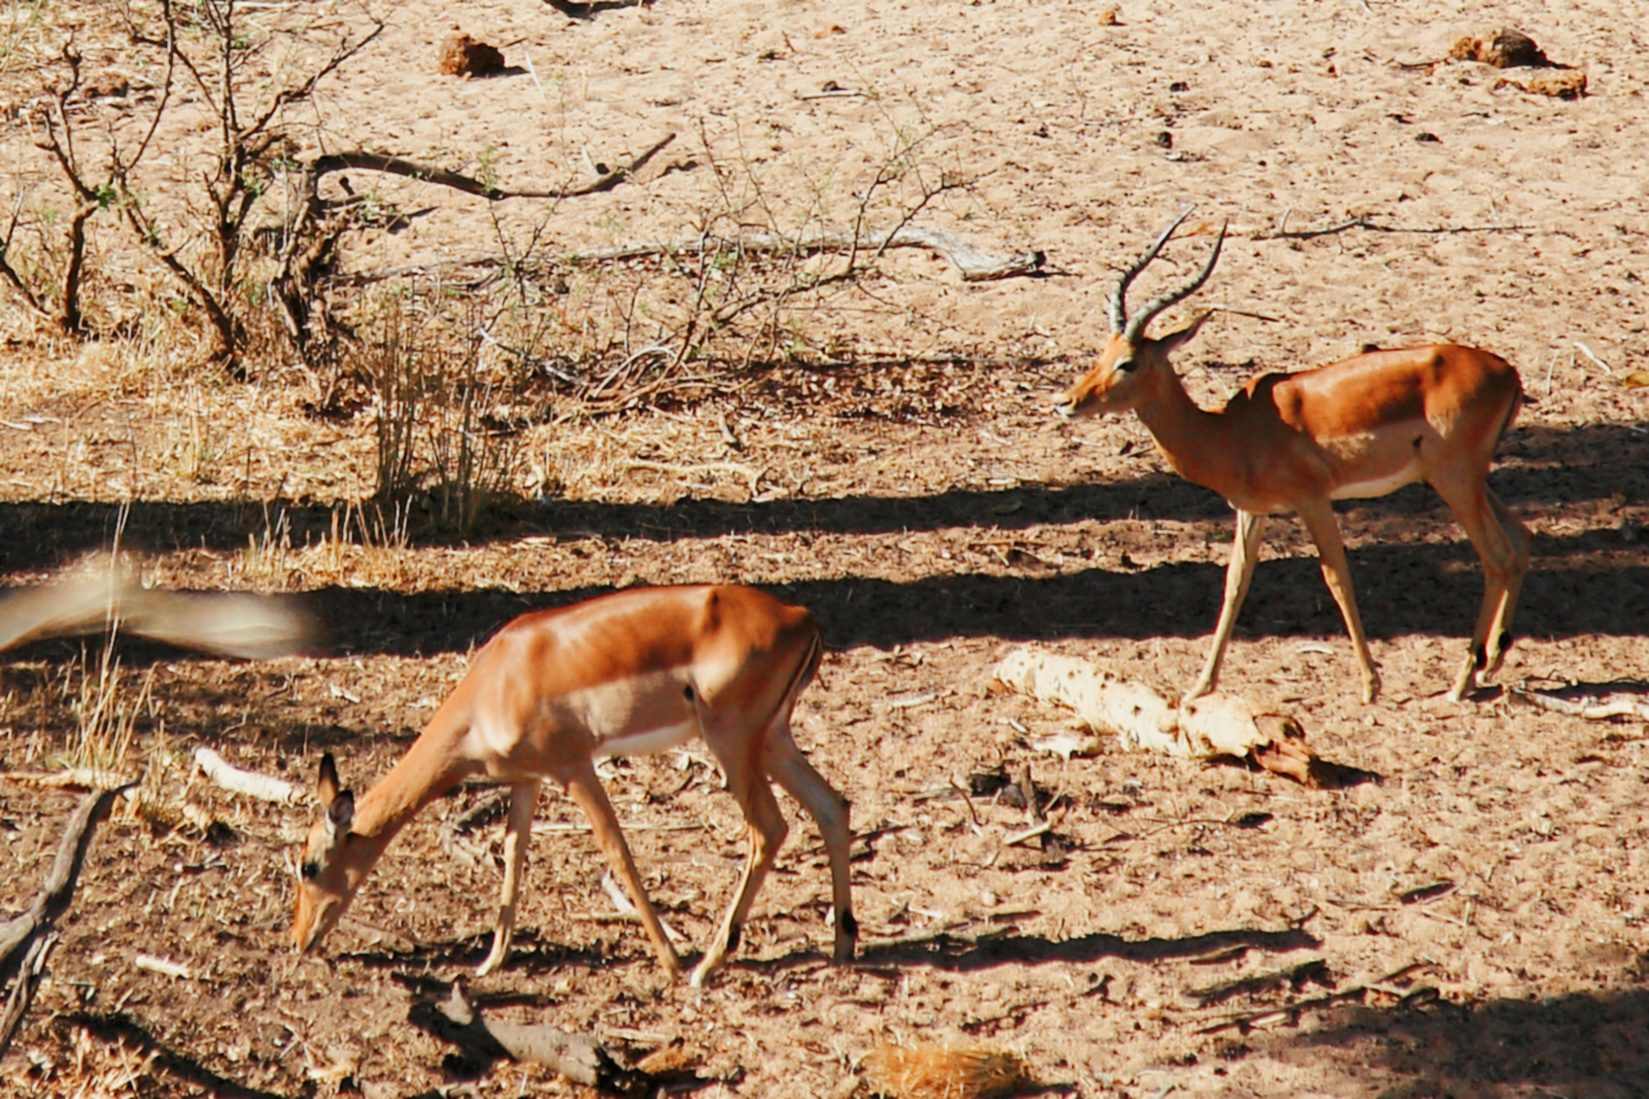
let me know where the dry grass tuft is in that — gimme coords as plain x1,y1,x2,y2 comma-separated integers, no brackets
862,1044,1032,1099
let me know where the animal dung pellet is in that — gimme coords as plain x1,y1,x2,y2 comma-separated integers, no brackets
439,33,506,77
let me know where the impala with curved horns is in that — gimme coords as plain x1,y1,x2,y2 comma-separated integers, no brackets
1058,208,1530,704
292,585,856,987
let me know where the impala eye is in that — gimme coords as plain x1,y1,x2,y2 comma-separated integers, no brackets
300,859,320,880
1114,358,1137,374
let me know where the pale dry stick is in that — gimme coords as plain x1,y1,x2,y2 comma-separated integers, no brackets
133,953,192,979
1574,340,1612,374
192,747,298,803
1254,214,1532,241
292,585,856,987
1058,208,1531,704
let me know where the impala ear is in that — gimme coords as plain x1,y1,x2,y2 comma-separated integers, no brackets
317,753,342,807
1157,309,1215,354
316,754,355,835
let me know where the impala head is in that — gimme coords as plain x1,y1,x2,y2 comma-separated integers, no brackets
1058,207,1226,419
292,753,361,955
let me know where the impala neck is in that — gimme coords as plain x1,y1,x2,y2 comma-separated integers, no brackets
1133,370,1235,494
351,721,479,849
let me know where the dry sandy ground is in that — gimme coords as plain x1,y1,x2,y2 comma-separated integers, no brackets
2,1,1649,1097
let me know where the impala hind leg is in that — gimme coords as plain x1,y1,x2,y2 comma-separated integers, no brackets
1482,489,1532,674
478,779,540,976
557,758,683,978
1188,509,1268,703
691,722,790,988
1436,479,1530,701
1297,500,1380,704
763,721,856,965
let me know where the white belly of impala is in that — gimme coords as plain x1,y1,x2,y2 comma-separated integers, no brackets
1331,461,1421,501
597,720,697,760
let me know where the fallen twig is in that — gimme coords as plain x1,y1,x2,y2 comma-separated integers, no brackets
1573,341,1613,375
0,768,133,790
134,953,192,980
1001,821,1052,848
1510,687,1649,722
1196,959,1438,1035
1186,958,1333,1009
621,459,766,493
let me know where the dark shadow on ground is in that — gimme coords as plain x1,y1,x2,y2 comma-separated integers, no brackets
774,923,1322,975
0,422,1640,572
1266,985,1649,1097
55,1013,293,1099
271,530,1649,656
2,528,1643,665
341,929,612,977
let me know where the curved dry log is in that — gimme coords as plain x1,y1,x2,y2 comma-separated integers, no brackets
297,133,676,204
0,785,130,1061
408,981,649,1095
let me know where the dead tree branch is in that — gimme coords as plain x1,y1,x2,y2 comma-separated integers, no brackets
341,224,1045,289
1256,214,1532,241
271,134,676,361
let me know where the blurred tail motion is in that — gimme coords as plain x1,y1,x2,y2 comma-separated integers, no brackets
0,558,308,660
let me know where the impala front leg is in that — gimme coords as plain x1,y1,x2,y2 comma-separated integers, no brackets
478,779,540,976
558,759,684,978
1188,508,1268,703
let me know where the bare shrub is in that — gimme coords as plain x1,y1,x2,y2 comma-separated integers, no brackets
359,293,524,537
11,0,381,369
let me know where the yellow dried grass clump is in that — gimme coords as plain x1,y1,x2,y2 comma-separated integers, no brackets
862,1044,1031,1099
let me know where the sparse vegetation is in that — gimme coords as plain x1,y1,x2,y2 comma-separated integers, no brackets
2,0,1647,1096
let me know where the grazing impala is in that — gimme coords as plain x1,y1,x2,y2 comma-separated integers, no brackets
1058,209,1530,704
292,585,856,987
